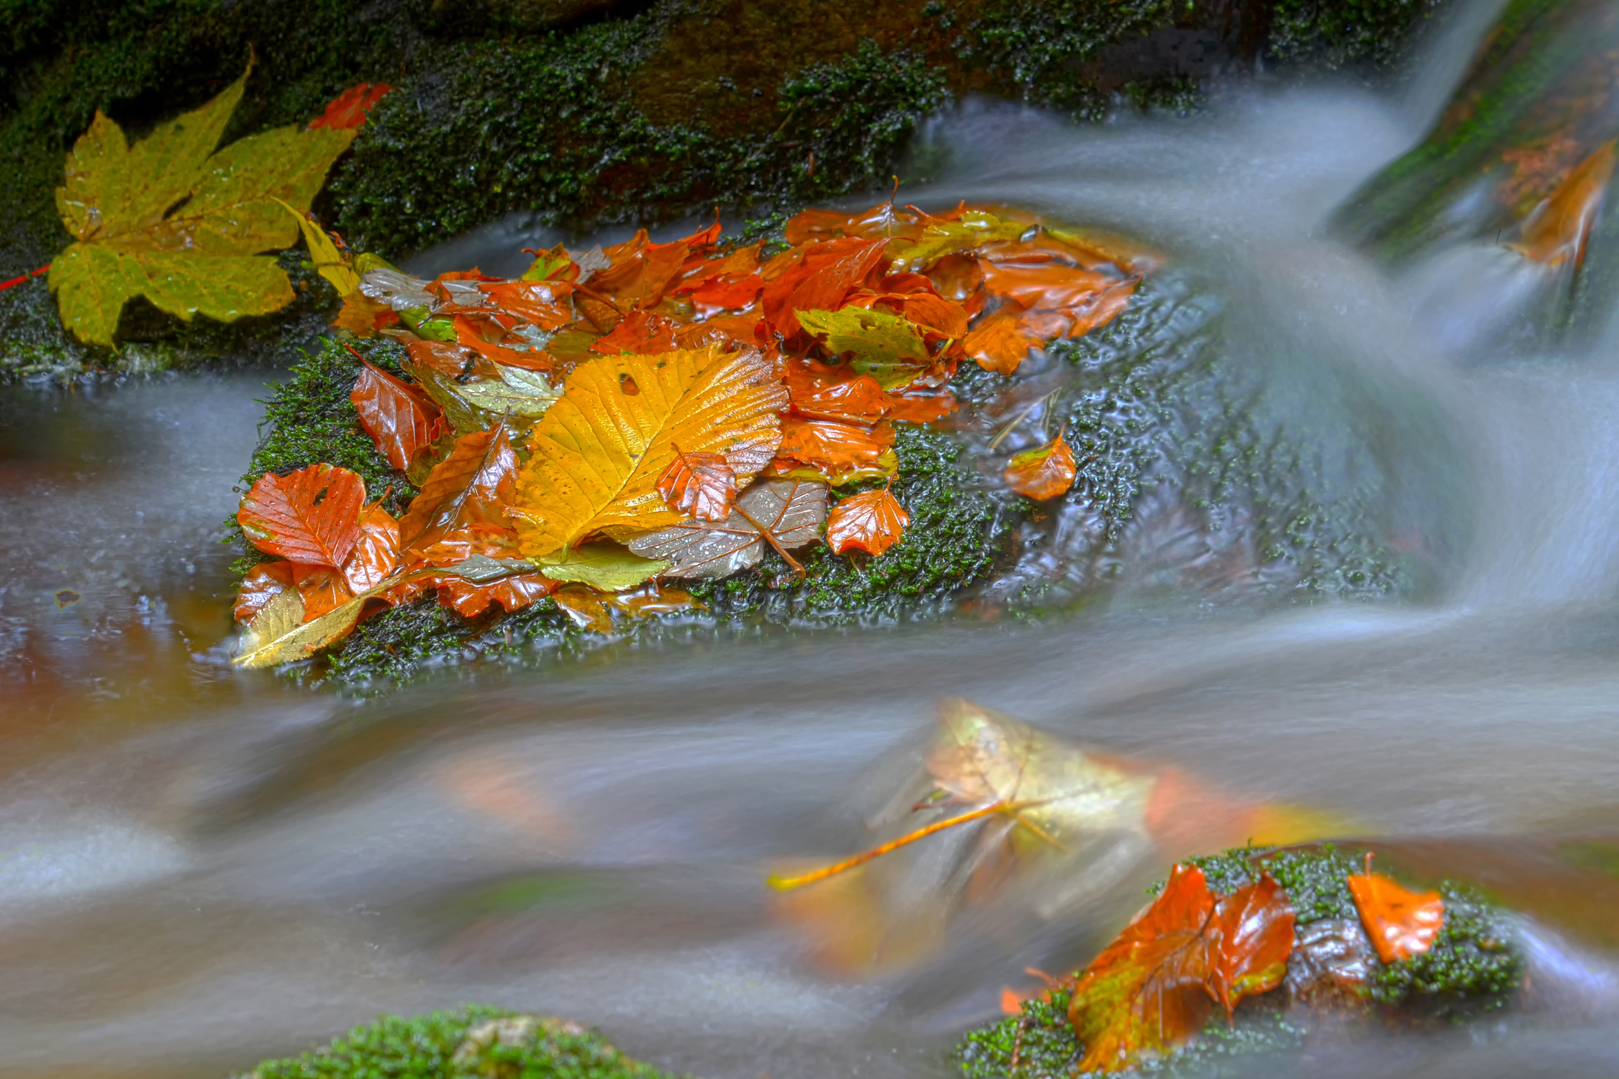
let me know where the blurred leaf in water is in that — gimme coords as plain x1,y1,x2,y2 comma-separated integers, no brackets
1507,139,1618,267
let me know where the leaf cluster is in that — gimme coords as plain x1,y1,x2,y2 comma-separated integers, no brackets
232,197,1145,666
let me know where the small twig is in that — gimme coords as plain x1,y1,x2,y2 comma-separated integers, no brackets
989,390,1059,451
0,264,50,293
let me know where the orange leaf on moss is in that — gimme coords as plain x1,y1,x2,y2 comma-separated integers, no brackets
778,417,895,476
825,488,908,556
309,83,393,130
1004,434,1077,500
1347,864,1444,963
238,464,366,568
351,360,448,472
1209,873,1296,1017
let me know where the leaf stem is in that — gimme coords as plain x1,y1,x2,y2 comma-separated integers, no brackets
0,265,50,293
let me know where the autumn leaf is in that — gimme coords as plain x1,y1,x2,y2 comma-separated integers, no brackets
1208,874,1296,1017
453,364,563,420
273,197,359,297
825,487,908,556
308,83,393,131
511,346,787,559
779,416,895,477
535,543,670,592
398,422,520,552
435,572,556,618
350,360,448,472
233,586,365,669
291,563,354,620
658,448,736,521
627,478,827,579
341,502,401,593
49,62,358,345
761,237,888,337
238,463,366,567
1005,434,1078,500
1508,139,1618,267
552,585,615,632
886,209,1026,273
963,308,1045,375
1347,861,1444,963
234,561,294,622
797,306,930,389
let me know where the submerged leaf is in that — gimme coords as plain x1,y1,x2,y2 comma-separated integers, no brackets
1004,434,1078,500
627,478,827,579
825,487,908,556
512,346,787,559
238,463,366,568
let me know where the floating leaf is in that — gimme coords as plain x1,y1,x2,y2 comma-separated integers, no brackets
657,448,736,522
238,463,366,568
398,422,519,552
350,360,448,472
797,306,930,389
825,488,908,556
964,308,1046,374
1347,863,1444,963
49,62,357,345
512,346,787,559
1004,434,1077,500
627,478,827,579
536,543,670,592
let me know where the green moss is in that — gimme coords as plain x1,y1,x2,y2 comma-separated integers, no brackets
1267,0,1442,70
234,1004,678,1079
1369,882,1522,1015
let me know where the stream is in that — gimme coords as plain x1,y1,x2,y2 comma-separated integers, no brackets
5,2,1619,1076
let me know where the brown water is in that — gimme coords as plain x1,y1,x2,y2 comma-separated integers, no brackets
6,4,1619,1076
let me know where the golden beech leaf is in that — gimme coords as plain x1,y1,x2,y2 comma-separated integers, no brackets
49,61,357,345
1004,434,1078,500
1347,860,1444,963
233,587,364,669
825,487,908,556
512,346,787,559
238,464,367,568
657,448,737,521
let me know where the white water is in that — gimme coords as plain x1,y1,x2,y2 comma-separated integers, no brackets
4,4,1619,1076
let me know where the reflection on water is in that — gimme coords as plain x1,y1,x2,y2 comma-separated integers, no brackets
6,4,1619,1076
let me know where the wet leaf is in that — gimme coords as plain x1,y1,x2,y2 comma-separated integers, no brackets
611,581,705,618
552,585,614,632
963,308,1045,375
273,197,358,296
49,62,357,345
512,346,787,559
657,448,736,522
340,503,401,593
797,306,930,389
1067,864,1219,1073
536,543,670,592
238,463,366,568
437,553,537,583
333,291,398,335
350,360,448,472
1209,874,1296,1017
454,364,563,420
1509,139,1619,266
233,586,365,668
308,82,392,130
1347,864,1444,963
1004,434,1078,500
291,562,354,620
234,560,293,622
761,237,888,337
398,421,520,552
626,478,827,579
778,417,895,476
825,487,908,556
886,209,1026,273
435,571,556,618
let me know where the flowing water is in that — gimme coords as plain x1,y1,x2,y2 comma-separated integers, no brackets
6,3,1619,1076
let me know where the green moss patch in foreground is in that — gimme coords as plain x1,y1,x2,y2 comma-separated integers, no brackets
956,845,1523,1079
236,1006,680,1079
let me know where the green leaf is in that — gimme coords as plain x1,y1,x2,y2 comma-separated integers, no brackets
537,543,670,592
47,59,356,346
797,306,929,389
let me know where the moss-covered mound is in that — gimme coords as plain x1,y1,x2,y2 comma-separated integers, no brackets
235,1006,679,1079
3,0,1439,379
955,844,1524,1079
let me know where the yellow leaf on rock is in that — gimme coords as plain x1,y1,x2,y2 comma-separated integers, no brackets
48,61,356,345
512,346,788,559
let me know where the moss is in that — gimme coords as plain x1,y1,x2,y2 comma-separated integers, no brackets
958,845,1525,1078
1267,0,1443,70
235,1004,678,1079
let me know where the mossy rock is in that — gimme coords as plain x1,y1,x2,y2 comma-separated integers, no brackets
235,1005,679,1078
3,0,1439,379
955,844,1524,1079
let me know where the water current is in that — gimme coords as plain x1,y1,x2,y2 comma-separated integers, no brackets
5,2,1619,1075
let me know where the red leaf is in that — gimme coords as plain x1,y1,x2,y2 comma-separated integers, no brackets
239,464,366,568
291,563,354,620
825,488,909,556
234,561,293,622
963,308,1045,375
398,422,520,553
436,572,556,618
1348,866,1444,963
351,361,448,472
657,448,736,522
761,237,889,337
341,503,401,593
309,83,393,130
1209,874,1296,1018
778,417,895,475
1004,434,1078,500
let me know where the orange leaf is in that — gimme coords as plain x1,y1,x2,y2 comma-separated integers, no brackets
1208,874,1296,1018
405,337,473,378
552,585,614,633
350,360,448,472
590,231,690,310
234,560,293,622
1065,277,1138,339
778,416,895,475
340,503,401,593
657,448,736,522
309,82,392,130
1347,866,1444,963
398,422,520,553
785,359,891,423
979,262,1116,309
784,200,923,245
1067,864,1219,1073
1510,139,1619,267
1004,434,1077,500
963,308,1044,375
591,310,682,355
332,291,398,336
825,488,908,556
238,464,366,568
761,236,888,337
291,563,354,620
883,388,957,423
436,572,556,618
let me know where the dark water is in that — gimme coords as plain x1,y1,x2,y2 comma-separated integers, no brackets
5,3,1619,1076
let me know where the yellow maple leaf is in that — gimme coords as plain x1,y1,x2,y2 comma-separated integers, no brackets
512,345,788,559
48,59,357,345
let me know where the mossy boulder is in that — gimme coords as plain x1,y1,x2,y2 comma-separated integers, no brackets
235,1006,679,1079
3,0,1440,379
